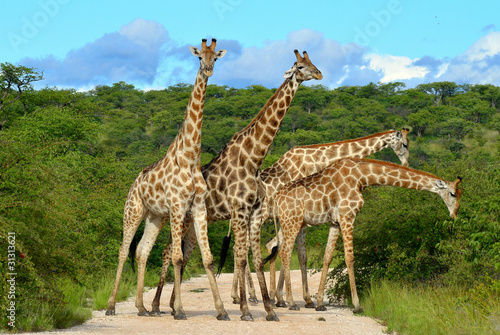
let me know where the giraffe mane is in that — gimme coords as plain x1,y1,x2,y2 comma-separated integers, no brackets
294,130,396,150
142,158,162,174
236,78,292,135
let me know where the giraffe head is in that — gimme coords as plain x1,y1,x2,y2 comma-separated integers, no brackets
190,38,227,77
390,128,410,167
284,50,323,81
435,176,462,219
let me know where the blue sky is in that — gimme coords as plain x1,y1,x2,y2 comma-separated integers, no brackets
2,0,500,90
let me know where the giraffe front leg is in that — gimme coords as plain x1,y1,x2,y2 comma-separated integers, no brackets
168,210,188,320
231,246,240,304
316,223,340,311
135,214,167,316
232,238,258,305
296,227,314,308
249,216,279,321
245,253,258,304
340,217,362,313
268,256,277,304
150,239,173,316
231,217,253,321
167,220,197,315
266,236,278,304
191,198,230,321
278,233,298,311
275,264,288,307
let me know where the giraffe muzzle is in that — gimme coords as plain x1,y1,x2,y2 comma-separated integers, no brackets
203,66,214,77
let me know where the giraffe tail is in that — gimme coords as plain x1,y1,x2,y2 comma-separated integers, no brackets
128,234,138,273
216,219,232,276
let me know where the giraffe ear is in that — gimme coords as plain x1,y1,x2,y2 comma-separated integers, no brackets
395,131,402,139
215,49,227,59
284,64,296,78
435,180,447,189
283,69,294,78
190,46,201,57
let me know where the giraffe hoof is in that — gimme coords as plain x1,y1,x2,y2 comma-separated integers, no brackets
149,310,163,317
266,313,279,321
174,313,187,320
275,301,287,308
315,306,327,311
249,296,258,304
232,298,240,304
288,304,300,311
217,313,230,321
105,309,115,316
137,310,150,317
240,313,254,321
305,302,316,309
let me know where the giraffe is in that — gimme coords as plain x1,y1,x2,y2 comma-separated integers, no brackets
150,50,323,321
261,128,410,306
273,157,462,313
105,39,229,320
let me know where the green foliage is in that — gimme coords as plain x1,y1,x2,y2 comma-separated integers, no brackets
363,279,500,335
0,78,498,331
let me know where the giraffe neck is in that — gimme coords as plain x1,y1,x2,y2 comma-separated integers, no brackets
235,76,302,172
171,70,208,165
262,130,397,190
356,158,442,193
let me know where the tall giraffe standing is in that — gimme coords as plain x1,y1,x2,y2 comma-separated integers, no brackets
273,158,462,312
151,50,322,321
106,39,229,320
261,128,410,306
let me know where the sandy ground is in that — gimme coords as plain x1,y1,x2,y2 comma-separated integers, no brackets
30,270,387,335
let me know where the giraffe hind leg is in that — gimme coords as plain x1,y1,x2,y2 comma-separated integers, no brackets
135,214,168,316
296,227,315,308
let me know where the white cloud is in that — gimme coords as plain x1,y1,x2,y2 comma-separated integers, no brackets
436,30,500,85
365,54,428,82
119,19,169,51
462,31,500,62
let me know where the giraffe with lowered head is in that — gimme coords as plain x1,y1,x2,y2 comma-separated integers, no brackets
106,39,228,320
151,50,323,321
273,157,462,313
261,128,410,307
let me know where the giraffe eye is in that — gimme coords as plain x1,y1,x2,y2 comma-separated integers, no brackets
402,143,408,149
449,191,456,197
297,66,304,70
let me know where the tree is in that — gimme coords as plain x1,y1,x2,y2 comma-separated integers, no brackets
0,62,44,129
471,84,500,108
294,85,328,114
416,81,459,106
440,117,474,142
408,109,436,137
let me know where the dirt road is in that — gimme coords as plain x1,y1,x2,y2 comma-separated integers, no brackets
32,270,387,335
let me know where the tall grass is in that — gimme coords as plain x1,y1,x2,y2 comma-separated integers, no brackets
363,279,500,335
13,278,92,332
9,267,162,333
